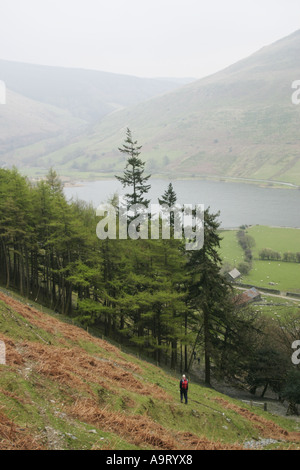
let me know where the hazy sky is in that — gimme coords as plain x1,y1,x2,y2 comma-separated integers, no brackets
1,0,300,78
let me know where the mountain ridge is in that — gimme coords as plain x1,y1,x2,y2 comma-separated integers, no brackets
1,30,300,184
29,28,300,184
0,59,192,122
0,59,195,174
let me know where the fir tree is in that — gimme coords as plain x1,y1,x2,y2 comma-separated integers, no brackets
158,182,177,207
186,208,231,385
115,128,151,208
158,182,179,237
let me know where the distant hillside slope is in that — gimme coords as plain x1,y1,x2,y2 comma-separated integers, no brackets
0,89,86,169
36,29,300,184
0,60,189,123
0,60,194,174
0,290,300,450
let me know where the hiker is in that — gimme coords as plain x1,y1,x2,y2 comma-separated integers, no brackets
180,374,188,404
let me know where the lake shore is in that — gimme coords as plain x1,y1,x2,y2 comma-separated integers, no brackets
63,178,300,229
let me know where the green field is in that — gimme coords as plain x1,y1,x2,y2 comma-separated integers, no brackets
247,226,300,257
220,230,244,268
244,260,300,292
252,294,300,320
220,225,300,293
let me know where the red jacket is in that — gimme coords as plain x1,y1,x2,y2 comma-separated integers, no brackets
180,378,188,391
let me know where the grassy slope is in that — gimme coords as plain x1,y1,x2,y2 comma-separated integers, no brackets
0,59,185,123
220,230,245,269
220,226,300,293
0,290,299,450
0,60,188,173
0,89,86,170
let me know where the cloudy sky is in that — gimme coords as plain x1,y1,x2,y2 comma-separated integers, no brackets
1,0,300,78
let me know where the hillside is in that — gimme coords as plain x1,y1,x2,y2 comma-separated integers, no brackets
0,60,187,123
0,88,86,169
33,29,300,184
0,60,192,175
0,289,300,451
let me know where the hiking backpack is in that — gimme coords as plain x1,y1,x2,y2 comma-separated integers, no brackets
182,379,188,390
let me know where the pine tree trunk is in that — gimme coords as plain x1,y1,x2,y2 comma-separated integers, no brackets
24,245,30,298
171,339,177,369
261,382,268,398
2,241,10,288
184,312,188,372
204,308,211,385
19,245,24,296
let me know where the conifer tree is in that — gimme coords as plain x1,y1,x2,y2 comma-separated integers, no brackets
158,182,177,207
115,128,151,208
158,182,179,236
186,208,231,385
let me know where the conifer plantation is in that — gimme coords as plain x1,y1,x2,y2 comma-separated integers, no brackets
0,132,261,384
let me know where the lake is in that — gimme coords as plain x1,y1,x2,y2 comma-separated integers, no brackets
64,179,300,229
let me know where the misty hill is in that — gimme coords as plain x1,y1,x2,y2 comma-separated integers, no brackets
0,60,195,174
0,88,87,170
0,290,299,450
33,29,300,185
0,60,191,123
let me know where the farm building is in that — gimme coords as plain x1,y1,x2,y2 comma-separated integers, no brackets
235,287,262,306
226,268,241,282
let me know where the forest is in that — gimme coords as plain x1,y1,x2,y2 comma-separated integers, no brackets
0,129,300,410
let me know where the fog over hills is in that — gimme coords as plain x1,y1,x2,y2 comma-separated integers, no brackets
0,88,86,168
60,29,299,184
0,60,193,171
1,30,300,184
0,60,188,122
